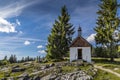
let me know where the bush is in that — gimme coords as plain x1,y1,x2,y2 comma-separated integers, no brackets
94,47,109,58
94,46,120,58
0,60,9,66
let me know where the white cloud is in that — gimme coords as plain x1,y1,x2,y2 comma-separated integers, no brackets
0,17,17,33
0,0,41,33
0,3,22,18
0,36,46,60
24,40,30,46
0,1,40,18
18,31,23,35
37,45,43,49
38,50,46,54
16,19,21,26
87,33,96,42
0,36,46,47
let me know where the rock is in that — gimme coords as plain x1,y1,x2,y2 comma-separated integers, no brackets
49,63,55,67
18,73,28,78
55,76,61,80
46,65,49,68
1,67,9,72
23,62,32,66
33,69,38,72
54,66,62,74
55,70,93,80
1,78,7,80
41,64,50,70
12,65,20,69
114,68,119,71
50,75,57,80
41,74,51,80
33,76,40,80
41,66,46,70
18,73,29,80
8,77,14,80
93,68,97,72
12,68,25,72
18,77,24,80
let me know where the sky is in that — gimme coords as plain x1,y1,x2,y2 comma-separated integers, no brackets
0,0,120,60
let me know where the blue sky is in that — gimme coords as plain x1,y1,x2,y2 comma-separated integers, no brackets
0,0,119,60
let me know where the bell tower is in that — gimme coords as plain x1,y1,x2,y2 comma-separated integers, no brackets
78,26,82,37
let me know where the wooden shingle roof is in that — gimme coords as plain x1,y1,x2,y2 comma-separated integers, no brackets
70,36,91,47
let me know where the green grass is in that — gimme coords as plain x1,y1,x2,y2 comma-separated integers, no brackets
1,58,120,79
61,64,93,73
0,71,23,78
10,72,23,77
62,66,78,73
94,69,120,80
92,57,120,74
0,72,5,78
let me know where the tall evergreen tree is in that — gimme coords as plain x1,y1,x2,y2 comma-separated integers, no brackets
9,54,17,63
46,6,74,60
21,57,25,62
3,56,7,61
94,0,120,61
13,55,17,63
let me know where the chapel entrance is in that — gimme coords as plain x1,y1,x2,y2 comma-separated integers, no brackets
78,49,82,59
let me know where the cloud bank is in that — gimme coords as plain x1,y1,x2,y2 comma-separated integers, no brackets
0,0,40,33
0,17,17,33
87,33,96,42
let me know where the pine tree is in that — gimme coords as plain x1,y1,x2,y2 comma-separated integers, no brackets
46,6,74,60
94,0,120,61
3,56,7,61
9,55,13,63
13,55,17,63
9,54,17,63
21,57,25,62
38,56,41,62
36,56,39,62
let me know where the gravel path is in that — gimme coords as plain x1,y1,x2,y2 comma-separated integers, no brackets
94,65,120,78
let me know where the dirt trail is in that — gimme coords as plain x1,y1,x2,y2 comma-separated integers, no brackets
94,65,120,78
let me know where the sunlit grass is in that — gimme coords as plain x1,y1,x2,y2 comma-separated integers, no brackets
94,69,120,80
92,57,120,74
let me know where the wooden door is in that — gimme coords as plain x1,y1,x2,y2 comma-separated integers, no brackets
78,49,82,59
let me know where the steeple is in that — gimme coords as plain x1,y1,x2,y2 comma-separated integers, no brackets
78,26,82,37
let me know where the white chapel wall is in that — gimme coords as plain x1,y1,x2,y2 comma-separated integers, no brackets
70,47,91,62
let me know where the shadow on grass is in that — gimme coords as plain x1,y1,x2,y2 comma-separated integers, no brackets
92,58,120,65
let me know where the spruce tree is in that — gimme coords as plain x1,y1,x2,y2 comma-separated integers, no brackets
94,0,120,61
9,54,17,63
21,57,25,62
3,56,7,61
46,6,74,60
13,55,17,63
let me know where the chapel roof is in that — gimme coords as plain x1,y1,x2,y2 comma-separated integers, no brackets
70,26,91,47
70,36,91,47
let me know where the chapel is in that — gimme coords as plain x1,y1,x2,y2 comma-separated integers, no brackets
70,27,91,62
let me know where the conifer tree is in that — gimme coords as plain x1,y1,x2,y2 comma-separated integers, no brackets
46,6,74,60
94,0,120,61
9,54,17,63
21,57,25,62
3,56,7,61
